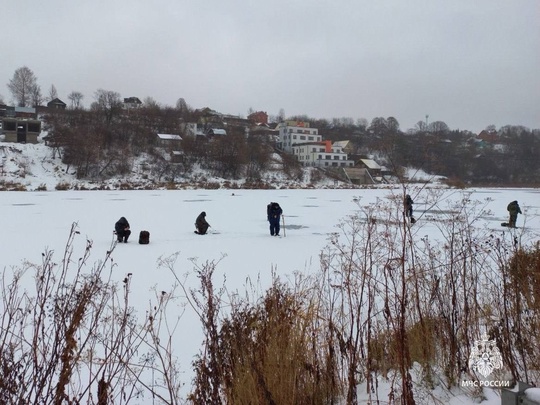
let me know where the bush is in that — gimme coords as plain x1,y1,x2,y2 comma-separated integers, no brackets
0,224,183,403
55,181,71,190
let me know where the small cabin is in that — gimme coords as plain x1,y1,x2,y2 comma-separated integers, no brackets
1,118,41,144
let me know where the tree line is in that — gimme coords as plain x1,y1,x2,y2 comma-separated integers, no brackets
42,91,283,184
288,114,540,185
4,66,540,185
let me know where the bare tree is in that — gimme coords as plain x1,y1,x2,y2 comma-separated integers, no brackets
175,98,191,117
48,84,58,102
91,89,123,124
8,66,39,107
30,83,43,107
368,117,388,135
428,120,449,136
141,96,158,109
415,120,428,132
387,116,400,133
356,118,368,131
67,91,84,109
277,108,286,122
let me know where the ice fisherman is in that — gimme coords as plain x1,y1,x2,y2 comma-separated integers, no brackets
195,211,210,235
267,202,283,236
115,216,131,243
507,200,522,228
404,194,414,218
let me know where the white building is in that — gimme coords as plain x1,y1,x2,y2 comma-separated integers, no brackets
157,133,182,147
278,121,322,152
292,140,354,168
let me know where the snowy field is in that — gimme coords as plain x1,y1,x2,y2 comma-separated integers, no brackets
1,187,539,403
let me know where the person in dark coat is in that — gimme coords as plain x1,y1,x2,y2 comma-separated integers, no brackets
115,216,131,243
507,200,522,228
267,202,283,236
195,211,210,235
404,194,414,218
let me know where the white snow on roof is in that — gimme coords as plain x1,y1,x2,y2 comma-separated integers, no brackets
333,140,349,148
360,159,381,170
157,133,182,140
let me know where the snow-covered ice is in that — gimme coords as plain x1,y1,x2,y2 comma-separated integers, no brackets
1,187,539,403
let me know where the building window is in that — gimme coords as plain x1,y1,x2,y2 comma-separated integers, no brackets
332,162,338,167
325,155,331,160
334,156,339,160
308,136,314,141
312,148,316,152
28,122,41,132
300,135,306,140
318,155,322,159
293,135,297,139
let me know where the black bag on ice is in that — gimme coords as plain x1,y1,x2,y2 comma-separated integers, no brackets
139,230,150,244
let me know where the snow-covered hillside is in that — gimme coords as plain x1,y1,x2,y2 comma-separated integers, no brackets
0,137,335,191
0,136,445,191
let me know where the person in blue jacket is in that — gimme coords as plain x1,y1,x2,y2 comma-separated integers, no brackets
267,202,283,236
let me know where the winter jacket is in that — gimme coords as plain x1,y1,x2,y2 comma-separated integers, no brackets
267,202,282,221
195,212,210,233
404,195,413,210
115,217,130,234
507,201,522,215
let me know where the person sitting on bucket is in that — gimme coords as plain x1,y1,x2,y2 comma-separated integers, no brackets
195,211,210,235
267,202,283,236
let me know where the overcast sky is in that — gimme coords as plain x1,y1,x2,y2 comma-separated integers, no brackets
3,1,539,132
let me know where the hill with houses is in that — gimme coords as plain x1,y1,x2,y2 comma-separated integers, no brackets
1,98,539,190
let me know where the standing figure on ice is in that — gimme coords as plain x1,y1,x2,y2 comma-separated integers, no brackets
507,200,522,228
195,211,210,235
404,194,414,220
267,202,283,236
115,216,131,243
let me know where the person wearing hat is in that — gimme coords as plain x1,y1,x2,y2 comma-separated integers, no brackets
507,200,522,228
195,211,210,235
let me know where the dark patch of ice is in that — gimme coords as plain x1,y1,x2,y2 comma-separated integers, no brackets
285,224,308,230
